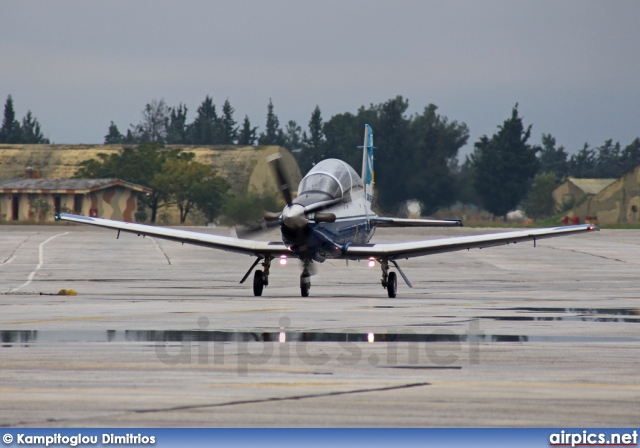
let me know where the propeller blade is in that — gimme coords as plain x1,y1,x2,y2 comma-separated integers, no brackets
235,220,281,239
267,153,293,207
263,211,282,222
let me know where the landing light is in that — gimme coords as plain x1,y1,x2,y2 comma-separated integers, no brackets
368,258,376,268
367,332,375,343
280,255,288,265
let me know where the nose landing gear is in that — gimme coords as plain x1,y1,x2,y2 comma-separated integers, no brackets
300,259,312,297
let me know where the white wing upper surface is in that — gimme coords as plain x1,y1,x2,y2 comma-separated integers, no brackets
57,213,290,257
58,214,598,262
372,217,463,227
344,224,598,260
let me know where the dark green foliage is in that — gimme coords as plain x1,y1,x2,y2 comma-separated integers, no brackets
238,115,258,145
296,106,324,172
564,138,640,179
470,104,540,219
524,172,557,219
131,99,169,143
94,94,640,219
283,120,303,153
538,134,568,181
567,144,597,178
316,97,468,215
104,121,124,144
221,191,280,226
1,95,49,144
189,96,220,144
455,156,481,206
219,99,238,144
192,175,230,223
373,97,411,213
75,142,230,223
165,104,189,144
621,138,640,170
317,111,366,171
74,143,192,222
20,111,49,143
258,99,285,145
0,95,21,143
154,158,229,223
402,104,469,215
594,140,624,178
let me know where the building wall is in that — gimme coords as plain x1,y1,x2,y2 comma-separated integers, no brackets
572,166,640,224
0,186,141,222
552,180,588,210
88,186,139,221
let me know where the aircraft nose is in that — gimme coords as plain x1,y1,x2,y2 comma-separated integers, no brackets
282,204,308,229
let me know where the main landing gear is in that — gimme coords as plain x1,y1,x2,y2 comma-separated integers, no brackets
380,259,397,298
249,256,313,298
252,256,272,296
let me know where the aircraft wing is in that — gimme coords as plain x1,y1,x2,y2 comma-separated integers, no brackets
56,213,290,258
372,217,463,227
344,224,598,260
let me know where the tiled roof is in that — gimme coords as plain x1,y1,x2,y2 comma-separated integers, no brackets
568,177,617,195
0,178,151,193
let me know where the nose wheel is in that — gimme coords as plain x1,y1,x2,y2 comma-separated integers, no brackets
300,259,312,297
300,273,310,297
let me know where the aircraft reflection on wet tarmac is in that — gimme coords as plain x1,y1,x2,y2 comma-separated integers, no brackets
3,307,639,347
3,329,639,346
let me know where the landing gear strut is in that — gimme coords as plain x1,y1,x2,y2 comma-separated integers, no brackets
253,256,272,296
300,260,312,297
380,259,397,298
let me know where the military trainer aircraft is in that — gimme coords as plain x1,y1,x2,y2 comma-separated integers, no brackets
56,124,598,297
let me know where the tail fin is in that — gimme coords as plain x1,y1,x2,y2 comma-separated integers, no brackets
360,124,374,204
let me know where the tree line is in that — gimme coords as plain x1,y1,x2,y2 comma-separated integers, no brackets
5,92,640,222
0,95,49,143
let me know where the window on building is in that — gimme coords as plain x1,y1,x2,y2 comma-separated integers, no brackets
74,195,83,214
12,195,19,221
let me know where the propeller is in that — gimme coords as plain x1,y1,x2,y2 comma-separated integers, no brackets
244,152,340,236
267,153,293,207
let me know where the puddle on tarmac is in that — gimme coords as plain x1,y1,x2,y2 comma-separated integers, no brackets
481,307,640,323
2,329,639,346
501,307,640,315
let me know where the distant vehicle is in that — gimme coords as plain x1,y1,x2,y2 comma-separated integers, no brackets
57,125,598,297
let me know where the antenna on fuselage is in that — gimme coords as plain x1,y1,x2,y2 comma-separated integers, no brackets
358,124,375,229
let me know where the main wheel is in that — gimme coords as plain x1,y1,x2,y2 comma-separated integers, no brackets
387,272,397,298
300,275,310,297
253,269,264,296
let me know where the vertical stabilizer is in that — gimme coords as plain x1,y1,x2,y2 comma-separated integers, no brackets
360,124,374,205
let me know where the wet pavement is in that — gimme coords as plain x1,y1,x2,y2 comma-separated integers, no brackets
0,225,639,427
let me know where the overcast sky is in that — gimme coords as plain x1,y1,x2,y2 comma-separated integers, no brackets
2,0,639,157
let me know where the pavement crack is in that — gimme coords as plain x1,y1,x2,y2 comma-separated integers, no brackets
1,233,35,266
148,237,172,265
132,382,431,414
544,245,628,263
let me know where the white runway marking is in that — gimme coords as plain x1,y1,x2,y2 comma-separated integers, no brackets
9,232,69,292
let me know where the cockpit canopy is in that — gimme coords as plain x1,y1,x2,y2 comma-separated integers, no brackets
296,159,363,205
